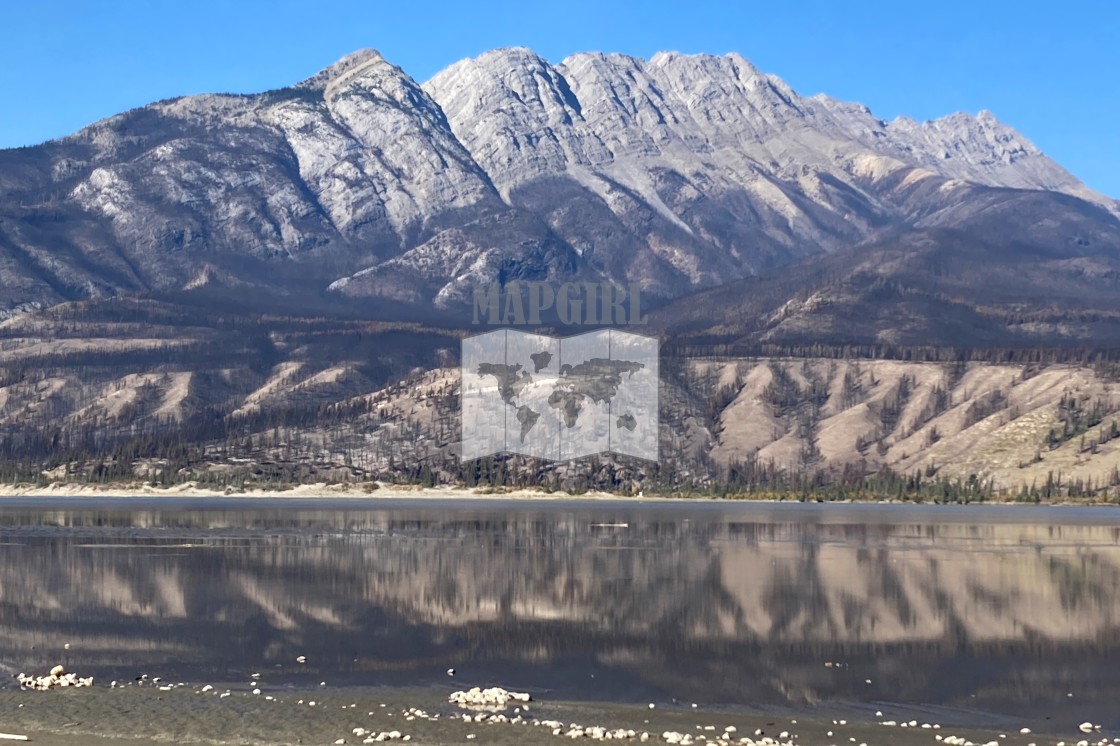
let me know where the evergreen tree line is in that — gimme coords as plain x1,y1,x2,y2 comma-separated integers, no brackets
667,342,1120,371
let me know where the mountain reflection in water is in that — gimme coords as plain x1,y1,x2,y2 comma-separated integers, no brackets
0,499,1118,725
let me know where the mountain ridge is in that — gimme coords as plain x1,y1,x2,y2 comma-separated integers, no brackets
1,46,1116,324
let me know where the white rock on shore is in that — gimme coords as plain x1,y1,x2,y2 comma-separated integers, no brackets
16,665,93,691
358,730,407,743
449,686,531,710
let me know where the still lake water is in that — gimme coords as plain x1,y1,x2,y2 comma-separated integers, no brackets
1,498,1118,731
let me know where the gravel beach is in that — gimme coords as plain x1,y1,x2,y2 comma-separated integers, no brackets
0,679,1107,746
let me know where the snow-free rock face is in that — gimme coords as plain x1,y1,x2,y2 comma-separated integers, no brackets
426,49,1114,245
431,48,1113,199
0,47,1115,319
282,49,498,237
65,49,508,264
0,48,549,317
416,47,1119,306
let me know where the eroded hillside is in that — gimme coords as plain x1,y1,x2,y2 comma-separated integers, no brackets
3,305,1120,495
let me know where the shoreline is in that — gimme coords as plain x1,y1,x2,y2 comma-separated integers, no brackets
0,480,1116,506
0,679,1098,746
0,482,642,501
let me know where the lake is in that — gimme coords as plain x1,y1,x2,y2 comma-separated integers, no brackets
0,498,1117,742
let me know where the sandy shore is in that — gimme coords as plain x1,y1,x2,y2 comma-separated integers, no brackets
0,482,637,501
0,679,1095,746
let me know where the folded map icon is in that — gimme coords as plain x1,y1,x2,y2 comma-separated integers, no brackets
461,329,659,462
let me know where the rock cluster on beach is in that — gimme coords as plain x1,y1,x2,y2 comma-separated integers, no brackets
456,712,792,745
449,686,531,710
661,729,789,746
350,727,410,743
16,664,93,690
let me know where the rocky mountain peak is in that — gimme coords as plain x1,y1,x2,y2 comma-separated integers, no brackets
296,48,386,90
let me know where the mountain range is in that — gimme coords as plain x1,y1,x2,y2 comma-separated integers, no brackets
1,47,1117,345
3,48,1120,491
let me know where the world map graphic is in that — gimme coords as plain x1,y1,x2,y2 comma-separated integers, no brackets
461,330,659,461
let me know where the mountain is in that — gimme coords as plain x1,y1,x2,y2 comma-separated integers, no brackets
0,50,590,319
4,47,1120,491
0,47,1116,327
421,49,1116,297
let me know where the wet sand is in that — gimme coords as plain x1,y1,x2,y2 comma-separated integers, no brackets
0,679,1101,746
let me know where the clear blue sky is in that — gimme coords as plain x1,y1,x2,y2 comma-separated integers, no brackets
2,0,1117,197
